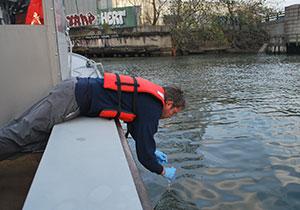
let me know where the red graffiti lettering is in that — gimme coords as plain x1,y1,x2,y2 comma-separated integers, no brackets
66,16,73,26
80,14,89,26
66,12,96,27
88,13,96,25
74,15,81,26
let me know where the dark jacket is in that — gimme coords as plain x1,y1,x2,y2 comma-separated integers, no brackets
75,77,163,174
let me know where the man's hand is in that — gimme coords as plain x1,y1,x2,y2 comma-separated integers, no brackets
155,149,168,165
162,167,176,181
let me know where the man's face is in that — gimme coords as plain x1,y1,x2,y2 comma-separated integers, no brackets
161,100,182,119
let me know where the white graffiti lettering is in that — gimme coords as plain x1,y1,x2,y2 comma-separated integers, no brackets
99,10,126,26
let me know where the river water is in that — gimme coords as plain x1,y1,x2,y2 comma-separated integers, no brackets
99,54,300,210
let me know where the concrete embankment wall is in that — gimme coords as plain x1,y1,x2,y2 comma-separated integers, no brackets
264,4,300,54
71,26,172,57
265,18,287,53
285,4,300,53
76,35,172,49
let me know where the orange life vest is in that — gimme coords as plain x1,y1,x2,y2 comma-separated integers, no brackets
99,72,165,122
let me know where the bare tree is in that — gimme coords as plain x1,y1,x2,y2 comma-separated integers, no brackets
153,0,169,25
167,0,210,49
217,0,270,49
127,0,168,25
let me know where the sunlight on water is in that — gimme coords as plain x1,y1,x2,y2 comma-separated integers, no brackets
99,54,300,210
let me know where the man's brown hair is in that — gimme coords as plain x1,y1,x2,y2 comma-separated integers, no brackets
163,86,185,109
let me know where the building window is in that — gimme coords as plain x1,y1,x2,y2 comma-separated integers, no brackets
0,0,44,25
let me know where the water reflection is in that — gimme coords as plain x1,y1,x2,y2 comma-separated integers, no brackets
100,54,300,210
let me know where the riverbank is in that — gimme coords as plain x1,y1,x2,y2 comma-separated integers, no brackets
70,25,264,58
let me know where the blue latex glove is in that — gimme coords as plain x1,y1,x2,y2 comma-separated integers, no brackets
163,167,176,181
155,150,168,165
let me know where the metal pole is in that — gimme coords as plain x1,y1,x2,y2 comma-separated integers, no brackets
75,0,79,13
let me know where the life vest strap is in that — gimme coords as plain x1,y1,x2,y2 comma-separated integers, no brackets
114,73,139,121
115,74,122,119
132,76,138,115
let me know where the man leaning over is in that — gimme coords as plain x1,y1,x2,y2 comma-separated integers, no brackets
0,72,185,181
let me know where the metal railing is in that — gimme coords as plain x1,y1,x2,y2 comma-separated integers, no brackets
263,12,285,22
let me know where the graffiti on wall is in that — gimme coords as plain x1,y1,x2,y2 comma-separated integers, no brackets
66,6,138,28
99,10,126,26
72,39,110,48
66,12,96,27
66,11,127,27
98,6,138,28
